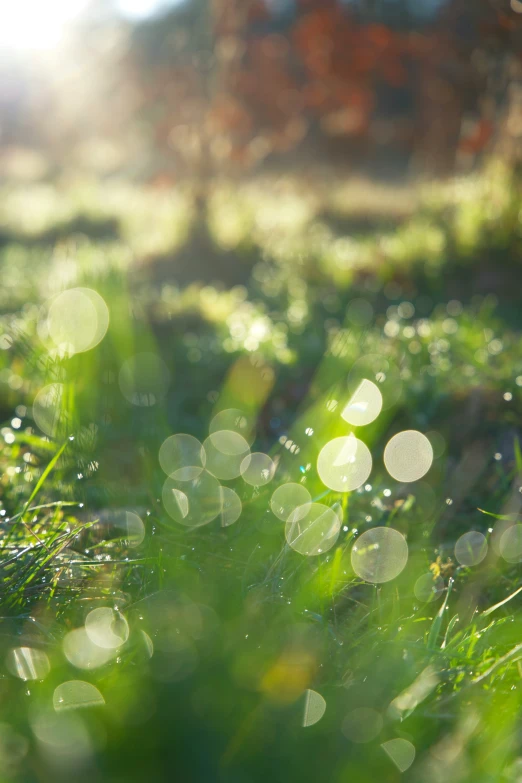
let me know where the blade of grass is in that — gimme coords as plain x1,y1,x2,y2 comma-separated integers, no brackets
5,443,67,550
427,577,454,651
482,586,522,617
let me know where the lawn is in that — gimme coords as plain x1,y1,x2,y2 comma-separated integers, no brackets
1,163,522,782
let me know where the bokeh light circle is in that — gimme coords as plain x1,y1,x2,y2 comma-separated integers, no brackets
384,430,433,483
348,354,402,410
303,689,326,727
6,647,50,681
31,709,91,756
46,288,109,355
33,382,66,438
341,379,383,427
351,527,408,583
285,502,341,556
209,408,255,445
317,435,372,492
162,471,222,528
209,429,250,456
53,681,105,711
203,431,250,480
240,452,276,486
110,510,145,548
159,434,206,480
413,572,445,603
219,486,242,527
381,738,416,772
499,524,522,563
454,531,488,567
85,608,129,650
63,628,115,670
270,483,312,521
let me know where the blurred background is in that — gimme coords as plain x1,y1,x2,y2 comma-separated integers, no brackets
2,0,522,185
2,3,522,783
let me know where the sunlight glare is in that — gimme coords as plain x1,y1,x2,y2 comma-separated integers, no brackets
0,0,90,51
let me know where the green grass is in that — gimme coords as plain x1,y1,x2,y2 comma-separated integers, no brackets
1,163,522,781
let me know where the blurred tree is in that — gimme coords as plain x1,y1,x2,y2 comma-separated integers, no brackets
163,0,520,176
1,0,520,179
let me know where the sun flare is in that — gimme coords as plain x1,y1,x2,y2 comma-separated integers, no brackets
0,0,89,51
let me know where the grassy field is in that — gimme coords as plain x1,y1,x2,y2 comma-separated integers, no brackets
1,163,522,782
